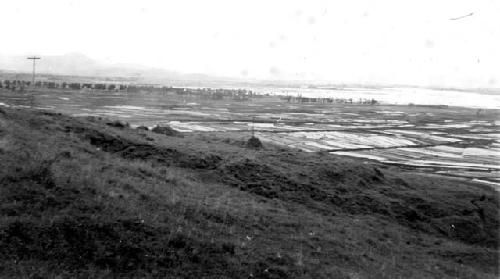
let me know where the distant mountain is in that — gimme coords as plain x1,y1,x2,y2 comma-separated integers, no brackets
0,52,222,83
4,53,494,91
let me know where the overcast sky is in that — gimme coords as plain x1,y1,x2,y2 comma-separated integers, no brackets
1,0,499,87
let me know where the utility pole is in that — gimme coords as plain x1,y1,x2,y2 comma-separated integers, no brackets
27,56,41,87
251,116,255,138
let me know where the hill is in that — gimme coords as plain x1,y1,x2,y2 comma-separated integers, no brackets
0,53,218,83
0,106,498,278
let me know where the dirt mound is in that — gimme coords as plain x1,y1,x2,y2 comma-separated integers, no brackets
219,158,340,214
69,127,132,153
219,157,499,249
246,136,263,149
65,125,222,170
380,189,500,248
85,116,102,122
318,165,386,187
221,158,294,199
136,125,149,131
118,144,221,169
221,159,378,210
152,125,181,137
118,144,180,163
179,153,222,169
106,120,129,128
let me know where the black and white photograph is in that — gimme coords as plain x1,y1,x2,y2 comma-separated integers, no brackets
0,0,498,278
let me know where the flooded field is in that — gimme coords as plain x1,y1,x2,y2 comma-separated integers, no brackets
1,88,499,187
251,86,500,109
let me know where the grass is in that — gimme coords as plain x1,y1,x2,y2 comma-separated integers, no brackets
0,106,498,278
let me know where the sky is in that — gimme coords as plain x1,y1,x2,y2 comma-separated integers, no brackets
1,0,499,87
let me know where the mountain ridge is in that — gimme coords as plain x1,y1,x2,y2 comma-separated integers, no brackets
0,52,222,82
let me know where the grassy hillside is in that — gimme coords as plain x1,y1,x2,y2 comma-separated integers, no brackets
0,106,498,278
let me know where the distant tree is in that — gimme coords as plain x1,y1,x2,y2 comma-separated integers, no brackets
69,83,81,90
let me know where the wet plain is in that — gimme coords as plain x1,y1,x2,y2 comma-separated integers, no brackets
1,88,499,188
